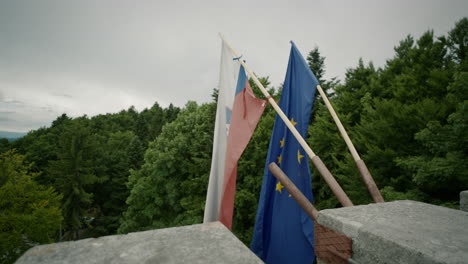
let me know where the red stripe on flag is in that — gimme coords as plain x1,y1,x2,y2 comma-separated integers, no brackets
218,82,266,230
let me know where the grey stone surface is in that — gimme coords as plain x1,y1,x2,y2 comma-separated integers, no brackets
15,222,263,264
318,200,468,264
460,190,468,212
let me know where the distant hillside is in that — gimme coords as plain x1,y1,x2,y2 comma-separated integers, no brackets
0,131,27,141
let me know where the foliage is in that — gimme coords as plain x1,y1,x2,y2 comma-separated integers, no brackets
308,18,467,209
118,101,216,233
396,72,468,201
91,131,137,235
47,118,102,239
0,151,62,264
6,102,179,240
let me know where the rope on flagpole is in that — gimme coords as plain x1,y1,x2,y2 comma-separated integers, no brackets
219,33,353,207
316,85,384,203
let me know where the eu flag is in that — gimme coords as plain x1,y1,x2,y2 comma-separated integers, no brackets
251,41,318,264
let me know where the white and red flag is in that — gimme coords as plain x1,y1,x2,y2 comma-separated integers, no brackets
203,42,266,229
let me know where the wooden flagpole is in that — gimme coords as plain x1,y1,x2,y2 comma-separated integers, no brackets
268,162,319,221
219,34,353,207
316,85,384,203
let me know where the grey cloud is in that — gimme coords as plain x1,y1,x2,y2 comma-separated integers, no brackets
1,99,25,105
0,0,467,132
51,93,73,99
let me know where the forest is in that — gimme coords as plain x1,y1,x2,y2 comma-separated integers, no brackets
1,18,467,264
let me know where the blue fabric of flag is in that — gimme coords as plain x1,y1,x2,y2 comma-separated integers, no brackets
226,66,247,125
251,41,319,264
235,66,248,95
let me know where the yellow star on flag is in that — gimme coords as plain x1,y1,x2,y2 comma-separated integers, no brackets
276,181,284,193
290,118,297,126
297,150,304,164
280,138,285,148
277,154,282,164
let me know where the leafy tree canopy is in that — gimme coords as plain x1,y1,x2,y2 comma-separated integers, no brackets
0,151,62,264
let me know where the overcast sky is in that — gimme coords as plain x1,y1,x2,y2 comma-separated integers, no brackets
1,0,467,132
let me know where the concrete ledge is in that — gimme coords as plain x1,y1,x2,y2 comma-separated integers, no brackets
318,200,468,264
460,191,468,212
15,222,263,264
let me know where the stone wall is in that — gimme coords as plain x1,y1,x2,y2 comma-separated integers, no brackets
15,222,263,264
317,200,468,264
460,190,468,212
16,199,468,264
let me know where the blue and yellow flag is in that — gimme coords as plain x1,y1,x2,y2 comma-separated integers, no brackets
251,41,318,264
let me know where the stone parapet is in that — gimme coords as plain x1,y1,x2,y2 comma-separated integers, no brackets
15,222,263,264
460,190,468,212
317,200,468,264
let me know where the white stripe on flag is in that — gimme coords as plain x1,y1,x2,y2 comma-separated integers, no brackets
203,41,240,223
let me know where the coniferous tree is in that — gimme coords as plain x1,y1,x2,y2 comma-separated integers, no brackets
92,131,136,235
306,47,339,126
128,136,145,170
309,19,467,208
48,118,101,239
307,47,325,83
147,102,165,141
448,18,468,70
2,101,182,239
164,103,181,123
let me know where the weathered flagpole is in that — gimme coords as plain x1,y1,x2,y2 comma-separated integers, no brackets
268,162,319,221
219,34,353,207
316,85,384,203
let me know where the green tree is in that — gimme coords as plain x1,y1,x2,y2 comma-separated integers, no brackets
128,136,145,170
307,47,325,83
12,114,71,186
5,101,180,238
396,72,468,203
448,17,468,70
308,18,467,209
134,102,169,143
92,131,136,235
308,59,379,208
0,138,10,154
147,102,165,141
48,118,102,240
0,151,62,264
164,103,181,123
354,30,455,199
119,101,216,233
306,47,340,126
